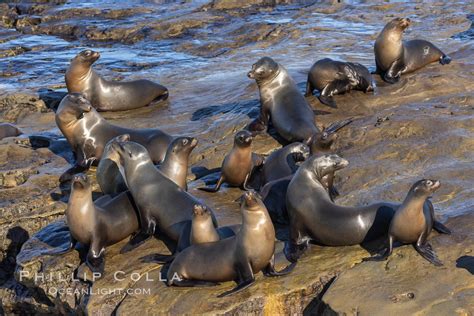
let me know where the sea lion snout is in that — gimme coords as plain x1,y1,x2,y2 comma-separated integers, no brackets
247,71,255,79
193,205,208,216
235,130,253,146
72,173,89,189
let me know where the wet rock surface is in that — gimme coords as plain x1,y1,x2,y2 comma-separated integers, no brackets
0,0,473,314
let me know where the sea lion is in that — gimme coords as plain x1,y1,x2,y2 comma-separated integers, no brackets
284,155,451,262
261,142,309,185
247,57,352,147
0,123,22,140
199,130,263,192
190,204,239,244
98,135,197,194
106,139,217,253
167,191,294,297
56,93,173,181
46,174,139,275
65,49,168,111
374,18,451,83
305,58,374,107
364,179,448,266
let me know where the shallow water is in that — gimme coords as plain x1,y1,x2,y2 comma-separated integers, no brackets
0,1,473,222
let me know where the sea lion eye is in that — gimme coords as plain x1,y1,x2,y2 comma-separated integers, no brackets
182,139,188,145
426,180,432,186
85,50,91,56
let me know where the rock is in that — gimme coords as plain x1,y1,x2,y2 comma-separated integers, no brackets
0,93,49,123
321,213,474,315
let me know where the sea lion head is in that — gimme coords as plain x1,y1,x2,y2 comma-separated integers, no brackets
411,179,441,197
103,134,130,161
310,154,349,180
309,130,338,152
289,142,310,162
248,57,279,83
168,137,198,156
234,130,253,148
108,140,150,170
384,17,411,33
239,190,263,209
71,173,91,191
56,93,93,125
71,49,100,66
193,204,210,217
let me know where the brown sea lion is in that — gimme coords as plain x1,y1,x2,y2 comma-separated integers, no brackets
190,204,239,244
46,174,139,275
305,58,374,107
364,179,448,266
167,191,294,297
374,18,451,83
199,130,263,192
0,123,22,140
65,50,168,111
55,94,173,182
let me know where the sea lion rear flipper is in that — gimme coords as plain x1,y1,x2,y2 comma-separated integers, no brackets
120,231,151,254
439,55,451,65
217,279,255,298
362,235,393,262
383,58,405,84
318,95,337,108
414,243,443,266
140,253,175,264
324,117,353,135
171,279,220,287
198,175,224,193
86,246,105,275
217,260,255,297
263,255,296,277
433,221,451,235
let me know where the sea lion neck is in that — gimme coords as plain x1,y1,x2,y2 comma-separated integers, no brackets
68,185,93,215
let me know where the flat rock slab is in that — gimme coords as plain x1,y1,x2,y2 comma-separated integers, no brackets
322,212,474,315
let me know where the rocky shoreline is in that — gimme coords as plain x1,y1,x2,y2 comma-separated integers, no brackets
0,1,473,314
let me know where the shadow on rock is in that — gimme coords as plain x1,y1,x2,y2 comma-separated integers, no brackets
0,227,29,286
456,255,474,274
38,89,67,111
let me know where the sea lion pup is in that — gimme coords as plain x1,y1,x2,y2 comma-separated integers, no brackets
190,204,239,244
98,135,197,194
285,155,451,262
305,58,374,108
46,174,139,275
167,191,294,297
247,56,352,147
199,130,264,192
106,139,218,253
374,18,451,83
55,93,173,181
364,179,448,266
0,123,22,140
65,49,168,111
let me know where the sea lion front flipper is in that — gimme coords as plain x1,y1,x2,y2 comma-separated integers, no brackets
120,231,151,254
433,221,451,235
241,174,251,191
363,235,393,262
263,255,296,277
218,260,255,297
383,58,405,84
45,236,77,255
198,175,224,193
324,117,353,135
414,243,443,266
86,245,105,275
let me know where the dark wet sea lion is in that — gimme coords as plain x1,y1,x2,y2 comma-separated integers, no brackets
98,135,197,194
106,139,217,253
56,93,173,181
305,58,374,107
46,174,139,275
285,155,451,262
190,204,239,244
167,191,294,297
199,130,263,192
374,18,451,83
65,50,168,111
261,142,309,185
0,123,22,140
364,179,449,266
